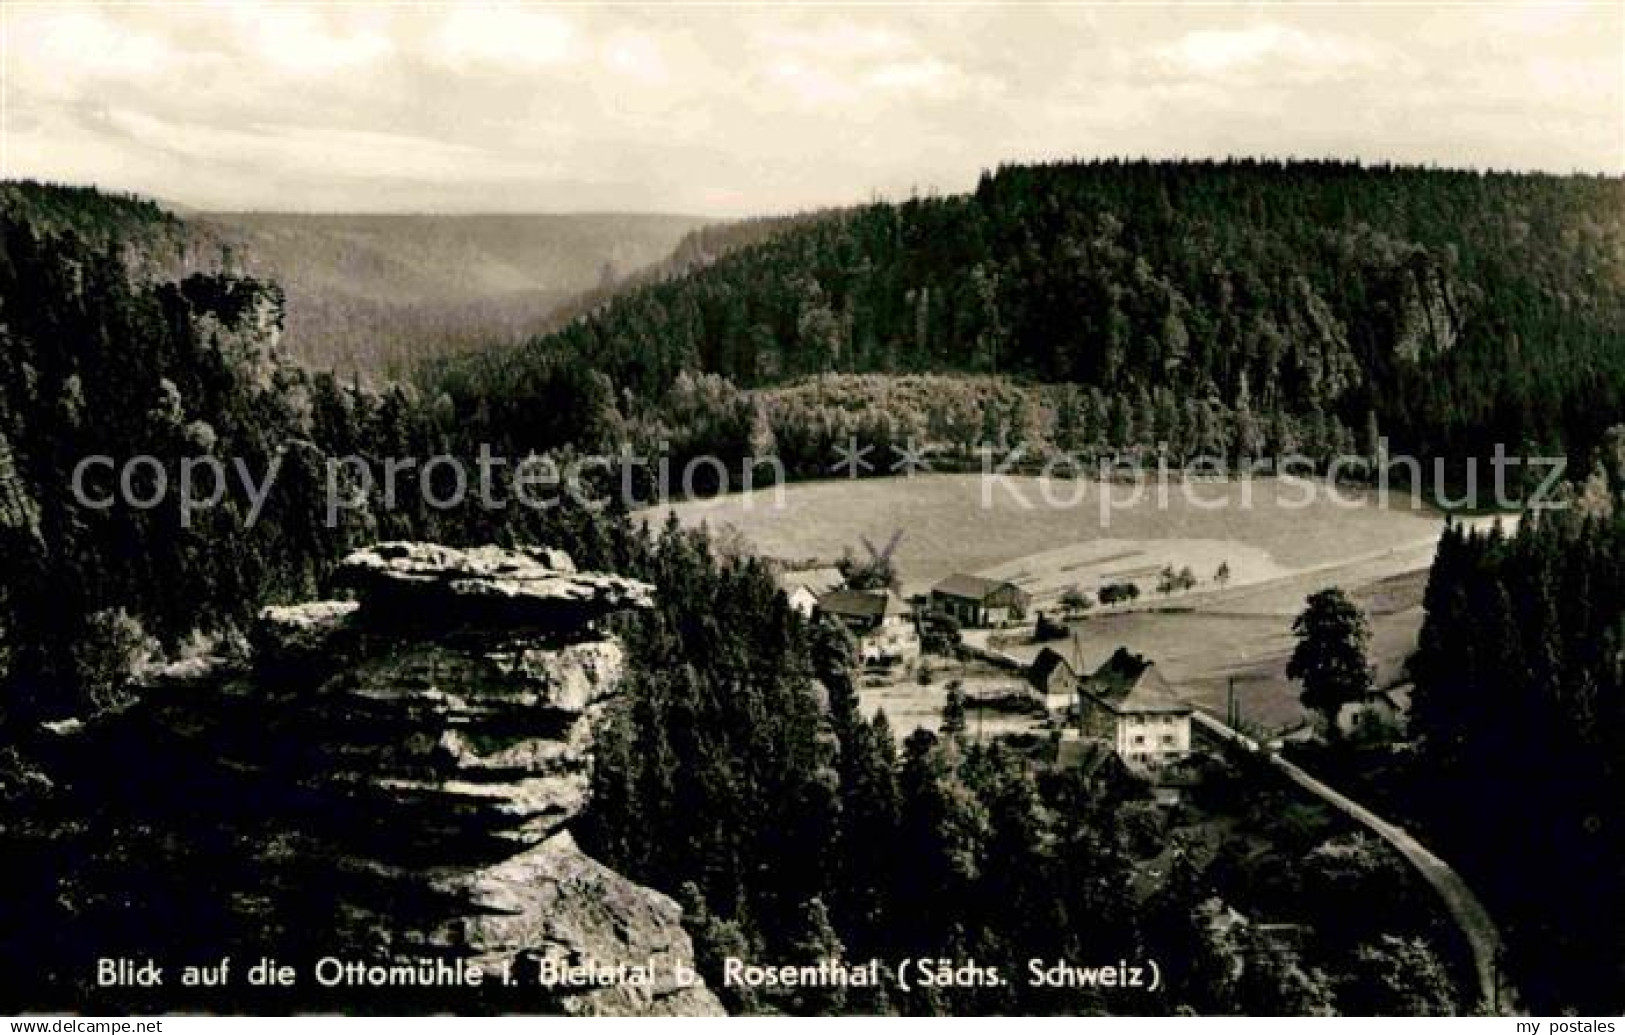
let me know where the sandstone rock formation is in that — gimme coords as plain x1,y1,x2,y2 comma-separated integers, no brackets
335,541,654,631
38,542,721,1016
1391,254,1464,363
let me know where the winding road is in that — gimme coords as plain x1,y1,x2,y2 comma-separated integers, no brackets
1191,710,1522,1015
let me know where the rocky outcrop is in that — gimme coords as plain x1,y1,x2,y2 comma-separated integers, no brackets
40,542,721,1016
335,541,654,631
1391,255,1464,363
0,429,41,542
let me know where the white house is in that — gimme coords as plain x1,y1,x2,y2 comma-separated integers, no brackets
1078,649,1193,772
786,584,821,616
780,567,844,617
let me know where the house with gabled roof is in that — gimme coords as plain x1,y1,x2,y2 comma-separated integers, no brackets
929,574,1031,628
779,566,844,617
815,588,920,666
1028,646,1081,714
1053,734,1136,793
1079,648,1193,771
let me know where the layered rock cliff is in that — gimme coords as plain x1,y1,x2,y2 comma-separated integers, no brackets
22,542,721,1016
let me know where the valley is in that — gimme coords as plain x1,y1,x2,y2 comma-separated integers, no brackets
197,211,709,374
4,156,1619,1015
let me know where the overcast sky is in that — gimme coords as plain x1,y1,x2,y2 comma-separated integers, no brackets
5,2,1621,216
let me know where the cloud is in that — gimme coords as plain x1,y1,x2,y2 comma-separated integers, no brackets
757,23,913,63
245,8,393,75
3,5,1618,215
1486,2,1599,37
601,31,669,85
746,18,981,110
97,108,557,185
1156,24,1384,77
434,7,580,69
867,57,966,98
10,7,176,95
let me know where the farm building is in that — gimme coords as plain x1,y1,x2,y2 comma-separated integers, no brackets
930,574,1031,628
1079,648,1193,771
815,588,920,666
786,585,820,616
778,566,844,617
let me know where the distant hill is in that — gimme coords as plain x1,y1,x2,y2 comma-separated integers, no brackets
431,159,1625,469
533,208,853,331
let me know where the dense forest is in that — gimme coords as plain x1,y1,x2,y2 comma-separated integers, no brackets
428,160,1625,485
1404,447,1625,1014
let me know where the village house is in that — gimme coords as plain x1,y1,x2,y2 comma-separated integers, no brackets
779,566,844,617
1028,646,1081,715
786,584,820,616
1077,648,1193,771
815,588,920,666
929,574,1032,628
1335,685,1411,740
1052,736,1135,794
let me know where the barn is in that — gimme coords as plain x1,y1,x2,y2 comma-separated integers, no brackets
929,574,1031,628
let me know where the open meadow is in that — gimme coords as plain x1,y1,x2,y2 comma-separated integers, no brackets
649,473,1445,598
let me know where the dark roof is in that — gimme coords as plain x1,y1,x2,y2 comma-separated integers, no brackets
932,573,1025,602
1055,736,1122,780
1029,646,1077,686
1111,668,1192,715
1087,649,1193,715
816,589,908,620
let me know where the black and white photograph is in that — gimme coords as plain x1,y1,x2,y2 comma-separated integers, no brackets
0,0,1621,1022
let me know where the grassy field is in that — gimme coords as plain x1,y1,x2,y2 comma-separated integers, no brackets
650,473,1445,596
648,474,1495,736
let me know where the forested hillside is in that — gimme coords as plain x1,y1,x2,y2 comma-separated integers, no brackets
0,183,222,284
0,182,712,377
1405,446,1625,1014
0,190,646,716
431,160,1625,473
532,209,852,335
